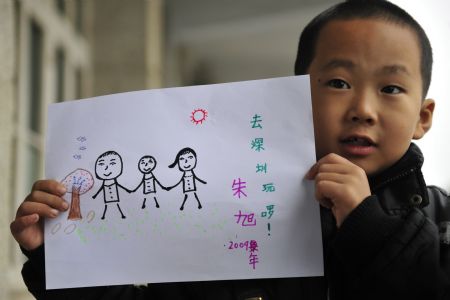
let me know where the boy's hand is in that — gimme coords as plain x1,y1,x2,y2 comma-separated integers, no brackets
10,180,68,251
306,153,371,227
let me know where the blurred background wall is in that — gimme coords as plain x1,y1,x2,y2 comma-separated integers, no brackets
0,0,448,299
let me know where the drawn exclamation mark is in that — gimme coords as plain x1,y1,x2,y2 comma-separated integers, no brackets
267,223,271,236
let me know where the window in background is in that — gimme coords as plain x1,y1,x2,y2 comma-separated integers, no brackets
74,0,84,34
26,146,41,194
25,19,44,191
55,47,65,102
28,20,43,133
55,0,65,15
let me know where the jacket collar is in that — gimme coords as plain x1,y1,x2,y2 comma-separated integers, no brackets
368,143,429,213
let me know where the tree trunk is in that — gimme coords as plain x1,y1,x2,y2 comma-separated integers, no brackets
68,185,82,220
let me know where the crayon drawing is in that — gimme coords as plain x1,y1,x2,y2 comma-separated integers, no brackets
60,169,94,220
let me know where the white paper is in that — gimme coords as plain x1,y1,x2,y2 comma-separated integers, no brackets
44,75,323,289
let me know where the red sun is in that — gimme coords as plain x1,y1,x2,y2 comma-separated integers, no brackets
191,108,208,125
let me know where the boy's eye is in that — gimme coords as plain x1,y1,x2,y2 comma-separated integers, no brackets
110,162,116,165
327,79,350,89
381,85,404,94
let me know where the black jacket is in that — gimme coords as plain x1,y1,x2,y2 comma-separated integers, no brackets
21,144,450,299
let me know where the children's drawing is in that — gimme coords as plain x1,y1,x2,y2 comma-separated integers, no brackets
44,76,323,289
61,168,94,220
64,223,77,234
73,136,88,160
92,151,131,219
132,155,167,209
190,108,208,125
167,147,207,210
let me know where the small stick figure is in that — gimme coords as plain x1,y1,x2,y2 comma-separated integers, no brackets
167,147,207,210
92,151,130,219
132,155,167,209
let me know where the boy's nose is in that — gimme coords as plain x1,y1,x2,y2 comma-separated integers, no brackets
350,113,375,125
347,93,378,125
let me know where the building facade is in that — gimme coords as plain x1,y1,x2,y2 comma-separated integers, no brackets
0,0,164,298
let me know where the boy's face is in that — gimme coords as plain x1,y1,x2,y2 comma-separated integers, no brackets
95,154,123,180
308,19,434,176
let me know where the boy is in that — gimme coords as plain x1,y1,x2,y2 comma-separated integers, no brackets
10,0,450,299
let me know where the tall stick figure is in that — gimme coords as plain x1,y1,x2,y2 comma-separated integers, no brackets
92,151,130,219
167,147,207,210
132,155,167,209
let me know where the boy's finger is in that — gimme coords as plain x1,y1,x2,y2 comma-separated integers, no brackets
306,153,355,180
32,179,67,196
305,163,320,179
10,214,40,235
305,153,341,179
24,190,69,211
306,162,342,180
315,172,349,185
314,163,353,176
17,201,61,219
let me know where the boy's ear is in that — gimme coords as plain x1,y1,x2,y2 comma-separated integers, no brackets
413,99,435,140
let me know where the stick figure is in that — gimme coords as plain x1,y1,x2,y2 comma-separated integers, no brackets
167,147,207,210
92,151,130,219
132,155,167,209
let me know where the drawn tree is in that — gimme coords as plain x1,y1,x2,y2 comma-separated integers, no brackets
61,168,94,220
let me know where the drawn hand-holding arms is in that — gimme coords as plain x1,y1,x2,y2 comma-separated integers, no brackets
165,178,182,191
154,177,169,191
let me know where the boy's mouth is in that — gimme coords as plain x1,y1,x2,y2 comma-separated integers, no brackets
341,136,375,146
340,135,376,156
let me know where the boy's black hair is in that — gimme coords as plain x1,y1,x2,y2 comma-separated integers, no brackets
294,0,433,98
